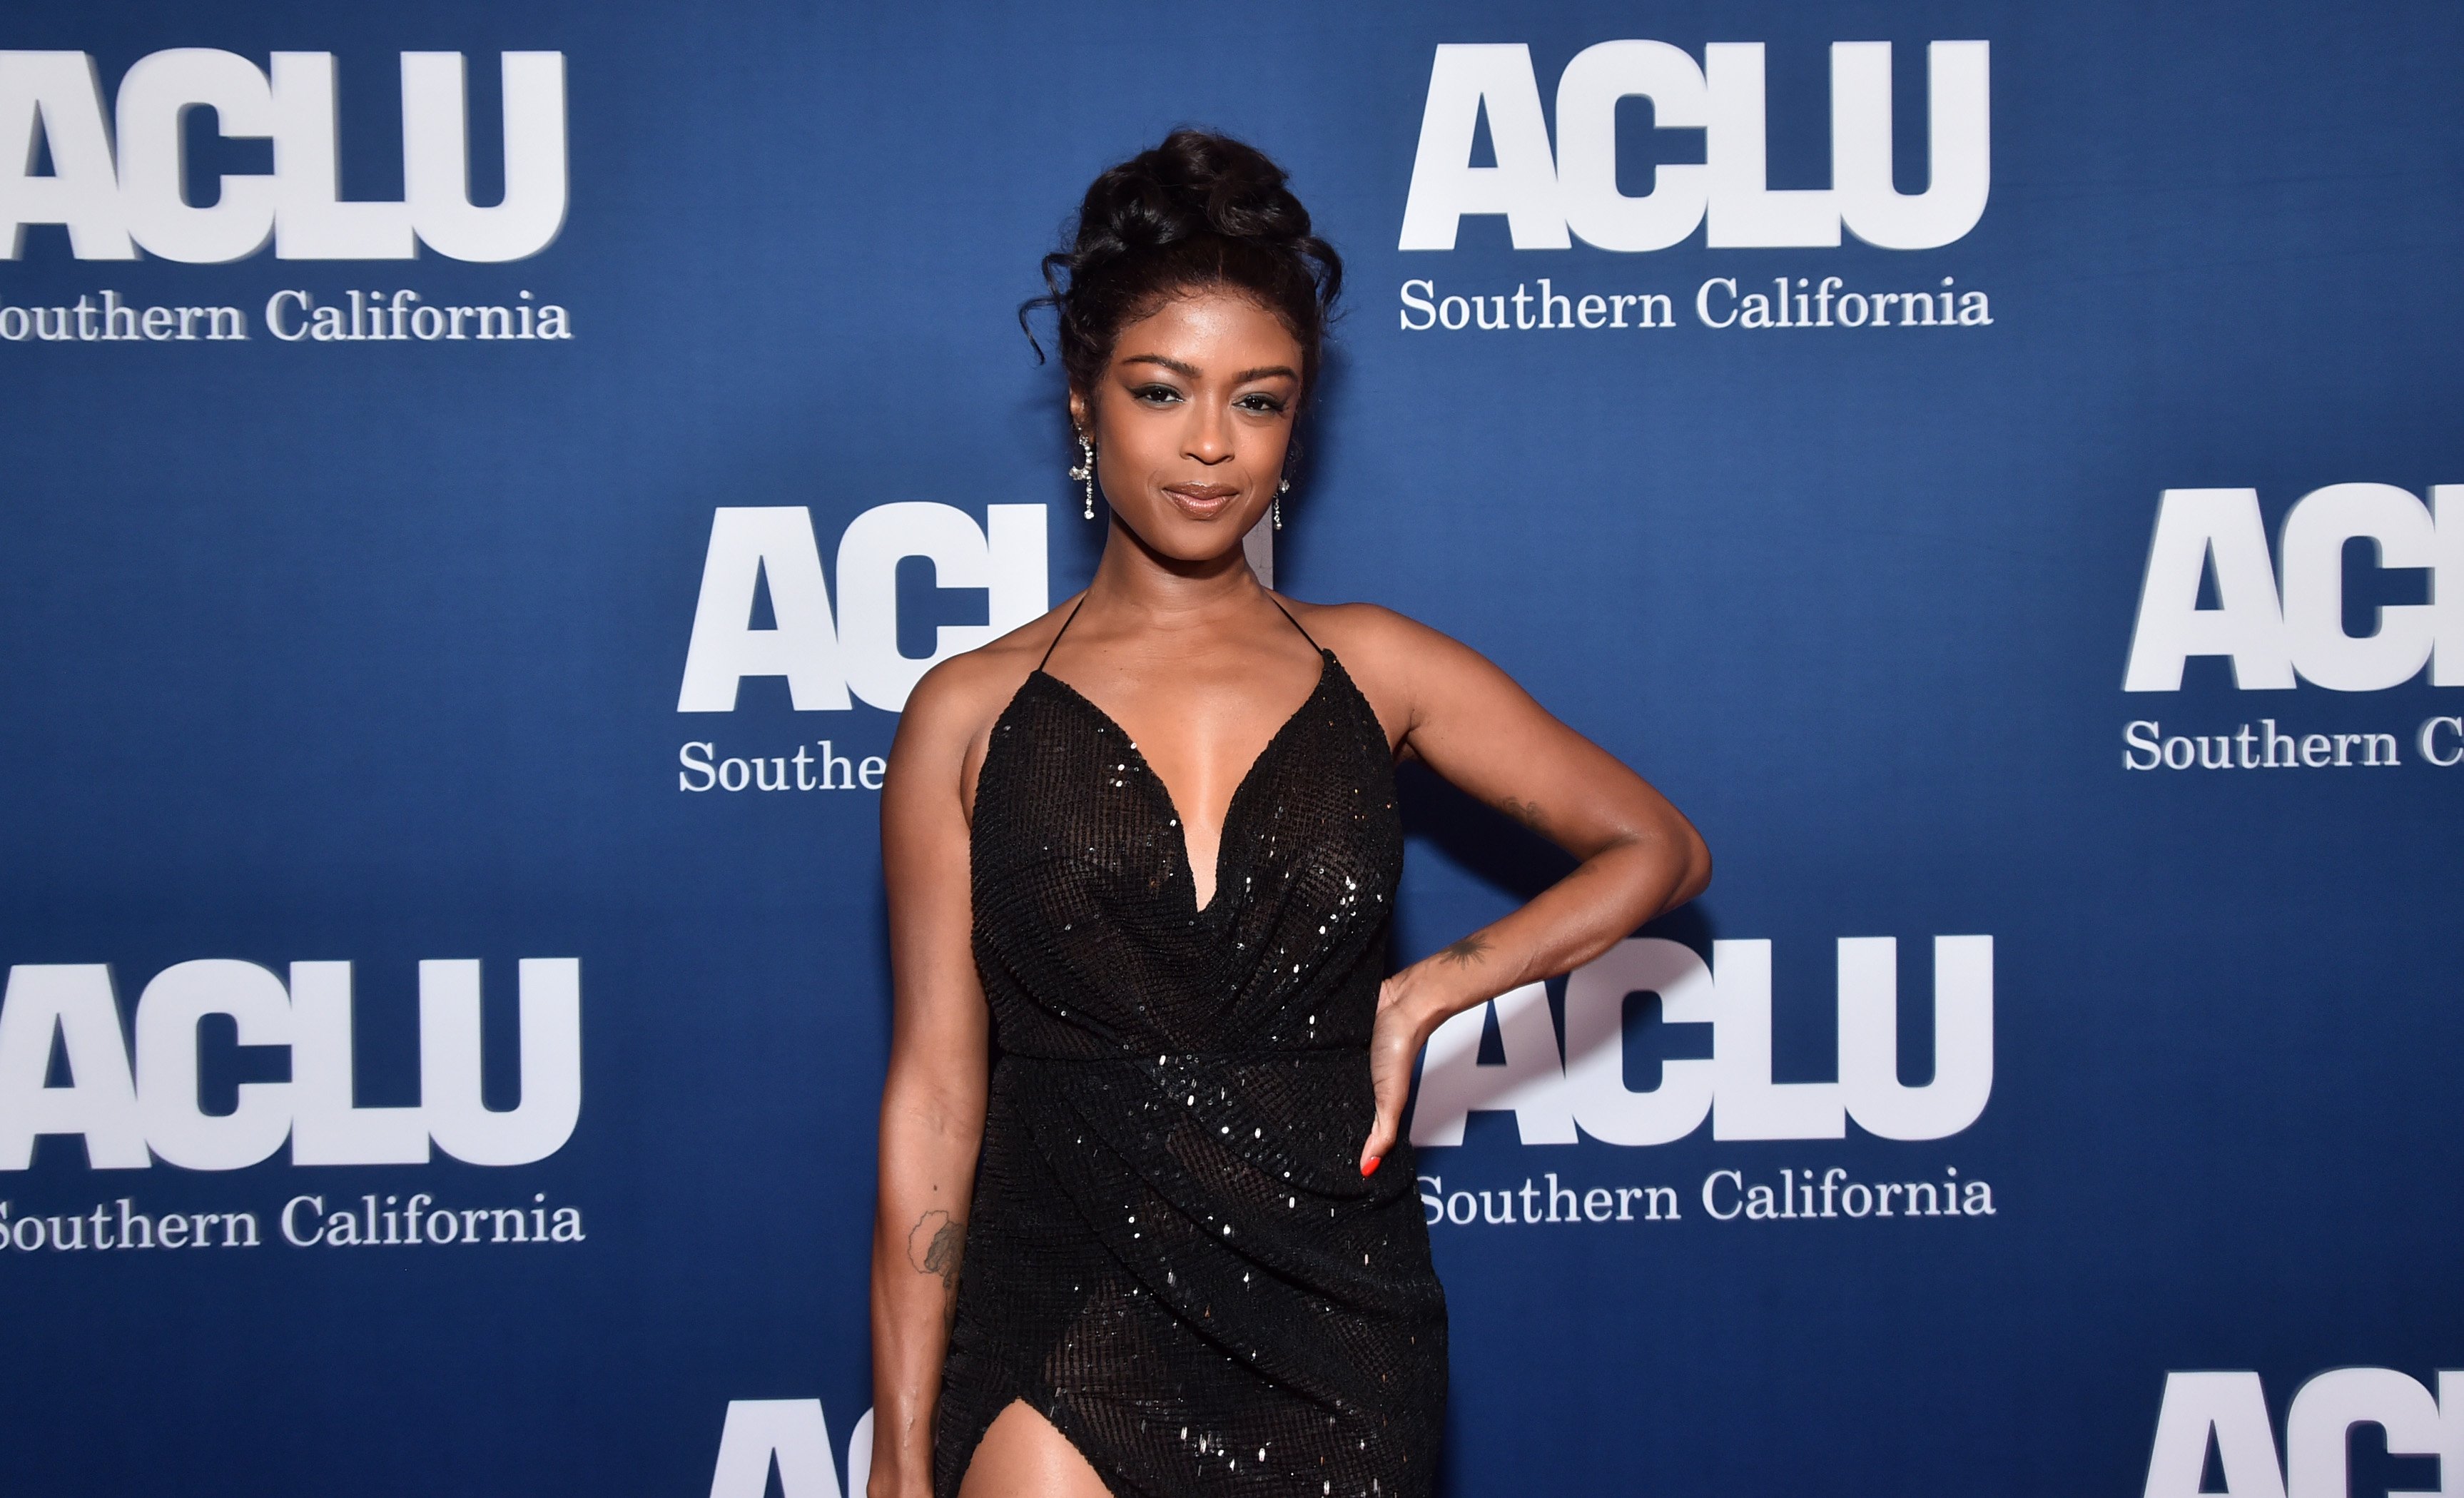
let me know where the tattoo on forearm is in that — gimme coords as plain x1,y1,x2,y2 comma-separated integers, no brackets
1501,797,1548,836
908,1209,965,1295
1439,933,1492,968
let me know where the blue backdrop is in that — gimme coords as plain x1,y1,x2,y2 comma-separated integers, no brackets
4,1,2459,1494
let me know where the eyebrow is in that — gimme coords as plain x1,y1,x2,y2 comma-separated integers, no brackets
1120,354,1299,385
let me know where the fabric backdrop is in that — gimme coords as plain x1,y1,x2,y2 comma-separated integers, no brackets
2,1,2458,1493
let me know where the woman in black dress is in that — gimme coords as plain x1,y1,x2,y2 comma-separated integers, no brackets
871,131,1708,1498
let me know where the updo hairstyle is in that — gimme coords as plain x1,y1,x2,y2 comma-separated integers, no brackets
1025,129,1344,412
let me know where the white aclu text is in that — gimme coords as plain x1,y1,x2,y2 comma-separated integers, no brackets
0,1190,585,1252
1398,274,1992,331
1410,936,1992,1147
2116,717,2464,771
0,285,577,344
679,741,886,793
266,288,571,341
2144,1368,2460,1498
1,49,564,262
1399,41,1988,252
0,958,582,1170
679,503,1048,714
2124,484,2462,692
1420,1167,1997,1225
710,1399,875,1498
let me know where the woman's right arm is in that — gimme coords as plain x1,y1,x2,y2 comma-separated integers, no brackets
869,663,997,1498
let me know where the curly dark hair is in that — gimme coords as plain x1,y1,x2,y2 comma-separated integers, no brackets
1023,128,1344,409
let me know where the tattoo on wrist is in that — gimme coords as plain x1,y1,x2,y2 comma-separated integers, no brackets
1439,933,1491,968
908,1209,965,1295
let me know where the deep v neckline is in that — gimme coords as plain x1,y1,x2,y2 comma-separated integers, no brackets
1030,652,1333,918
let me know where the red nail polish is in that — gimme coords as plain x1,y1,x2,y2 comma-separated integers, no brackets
1362,1155,1381,1177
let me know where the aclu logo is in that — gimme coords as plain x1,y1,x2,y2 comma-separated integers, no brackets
2125,485,2460,694
1,49,564,262
2144,1368,2458,1498
1399,40,1987,252
678,503,1048,715
0,958,579,1170
2119,485,2462,774
1411,936,1991,1146
709,1399,873,1498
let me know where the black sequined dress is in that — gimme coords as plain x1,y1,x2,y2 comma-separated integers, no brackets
937,600,1446,1498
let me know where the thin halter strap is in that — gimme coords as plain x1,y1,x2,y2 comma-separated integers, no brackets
1039,590,1317,672
1038,595,1089,671
1267,594,1323,652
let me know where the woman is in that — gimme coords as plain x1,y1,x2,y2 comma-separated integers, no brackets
871,131,1708,1498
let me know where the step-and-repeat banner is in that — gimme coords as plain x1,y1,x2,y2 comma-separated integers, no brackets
4,1,2458,1493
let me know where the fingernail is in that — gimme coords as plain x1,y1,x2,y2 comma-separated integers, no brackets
1362,1155,1381,1177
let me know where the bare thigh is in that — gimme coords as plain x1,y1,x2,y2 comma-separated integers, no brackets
955,1400,1112,1498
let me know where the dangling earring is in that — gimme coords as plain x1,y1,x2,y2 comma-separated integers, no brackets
1068,435,1096,520
1274,475,1290,530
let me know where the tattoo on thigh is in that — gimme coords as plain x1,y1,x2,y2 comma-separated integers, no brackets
908,1208,965,1293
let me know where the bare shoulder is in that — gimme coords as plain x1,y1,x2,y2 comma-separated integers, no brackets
1279,599,1519,744
1284,599,1497,683
893,594,1085,774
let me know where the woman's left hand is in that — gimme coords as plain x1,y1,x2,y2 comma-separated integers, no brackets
1359,968,1445,1178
